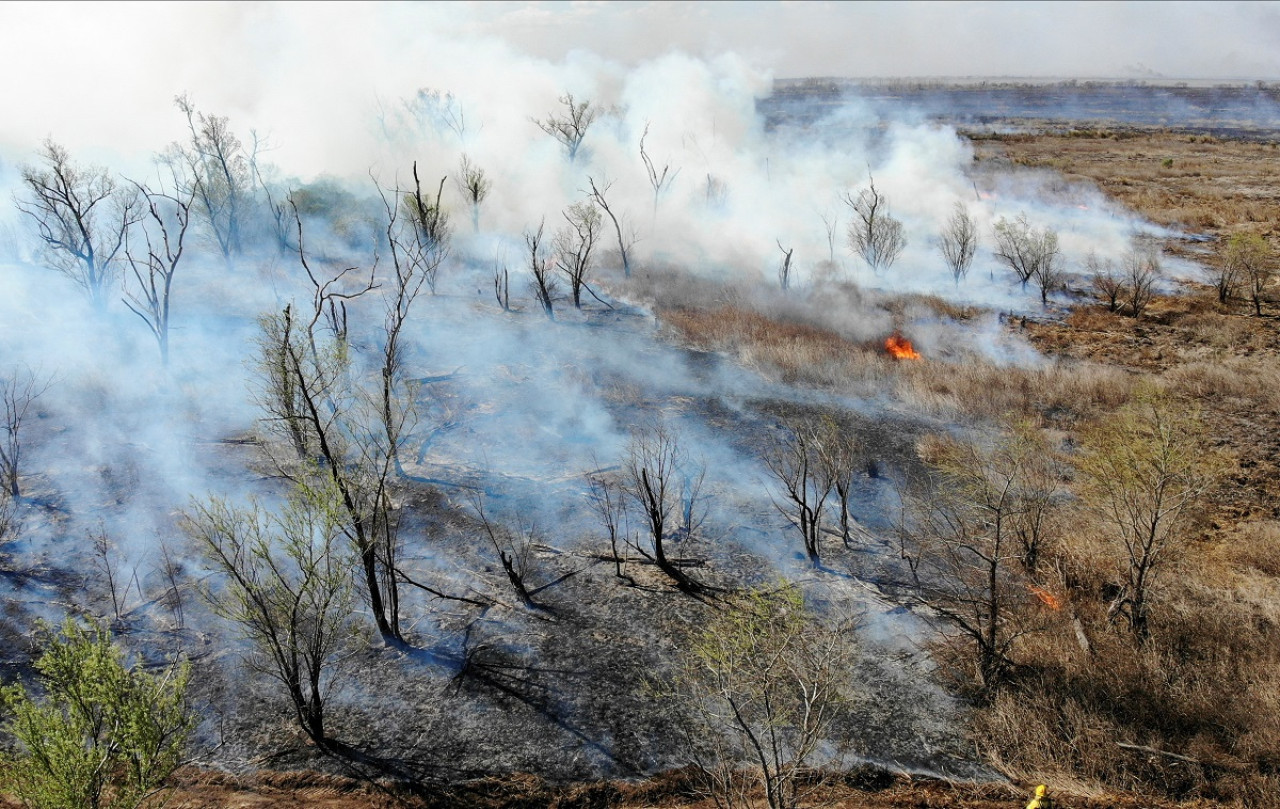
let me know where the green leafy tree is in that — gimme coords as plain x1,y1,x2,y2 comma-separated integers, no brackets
187,474,360,749
1077,388,1220,641
1,619,192,809
1224,233,1272,316
671,586,858,809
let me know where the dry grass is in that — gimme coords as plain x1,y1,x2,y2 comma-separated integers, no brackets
976,132,1280,241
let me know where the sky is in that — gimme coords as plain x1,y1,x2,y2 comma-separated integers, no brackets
1,0,1277,175
465,1,1280,81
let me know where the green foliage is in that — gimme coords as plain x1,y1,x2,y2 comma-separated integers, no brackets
187,474,360,748
1077,385,1221,639
672,585,858,809
1,619,192,809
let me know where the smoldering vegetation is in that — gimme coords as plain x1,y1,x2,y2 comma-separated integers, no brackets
0,50,1233,802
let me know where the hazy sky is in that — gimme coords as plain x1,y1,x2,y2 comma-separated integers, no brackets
1,1,1277,173
467,0,1280,80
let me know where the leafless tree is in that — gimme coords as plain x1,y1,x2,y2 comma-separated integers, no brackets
1225,233,1272,316
842,173,906,273
1124,240,1163,318
585,469,632,583
1087,252,1125,313
640,122,680,216
534,93,597,163
454,154,491,233
763,419,836,567
938,201,979,284
776,240,794,292
409,87,469,142
619,426,704,592
15,139,142,309
0,368,50,499
818,425,860,548
187,478,360,751
525,220,557,320
493,261,512,312
167,94,255,263
992,214,1060,303
123,181,194,366
468,492,543,610
587,176,637,277
377,175,441,476
819,211,839,266
555,201,602,308
91,526,141,624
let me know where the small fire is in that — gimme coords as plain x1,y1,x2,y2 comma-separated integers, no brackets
885,332,921,360
1029,585,1062,610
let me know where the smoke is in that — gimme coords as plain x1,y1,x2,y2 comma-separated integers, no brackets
0,1,1209,779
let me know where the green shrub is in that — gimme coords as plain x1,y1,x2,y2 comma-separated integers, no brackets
1,619,193,809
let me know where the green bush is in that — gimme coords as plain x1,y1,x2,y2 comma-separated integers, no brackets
1,619,193,809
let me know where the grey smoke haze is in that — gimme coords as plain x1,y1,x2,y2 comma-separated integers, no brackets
2,1,1277,171
0,0,1213,776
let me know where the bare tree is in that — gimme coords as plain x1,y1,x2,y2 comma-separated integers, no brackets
842,173,906,273
123,181,194,366
187,478,359,751
1087,251,1125,313
672,586,859,809
1211,243,1244,305
15,139,141,310
819,210,839,266
0,368,50,499
534,93,597,163
408,87,468,142
1123,240,1162,318
619,426,704,592
1225,233,1272,316
91,526,141,624
938,201,979,285
992,214,1060,303
585,469,632,583
454,154,491,233
1077,388,1219,641
763,419,836,567
468,492,543,610
525,220,557,320
587,176,637,277
818,424,860,548
640,122,680,216
776,240,794,292
168,94,255,263
555,201,602,308
377,176,440,476
493,261,512,312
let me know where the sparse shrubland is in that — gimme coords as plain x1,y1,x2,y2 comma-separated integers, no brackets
6,70,1280,809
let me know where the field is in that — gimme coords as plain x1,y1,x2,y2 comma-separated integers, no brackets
4,81,1280,809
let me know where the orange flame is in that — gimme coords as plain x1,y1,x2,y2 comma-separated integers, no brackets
885,332,921,360
1029,585,1062,610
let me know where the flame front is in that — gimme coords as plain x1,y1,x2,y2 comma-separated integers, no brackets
885,332,921,360
1029,585,1062,610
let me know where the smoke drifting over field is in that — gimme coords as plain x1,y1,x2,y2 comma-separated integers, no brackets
0,0,1208,782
